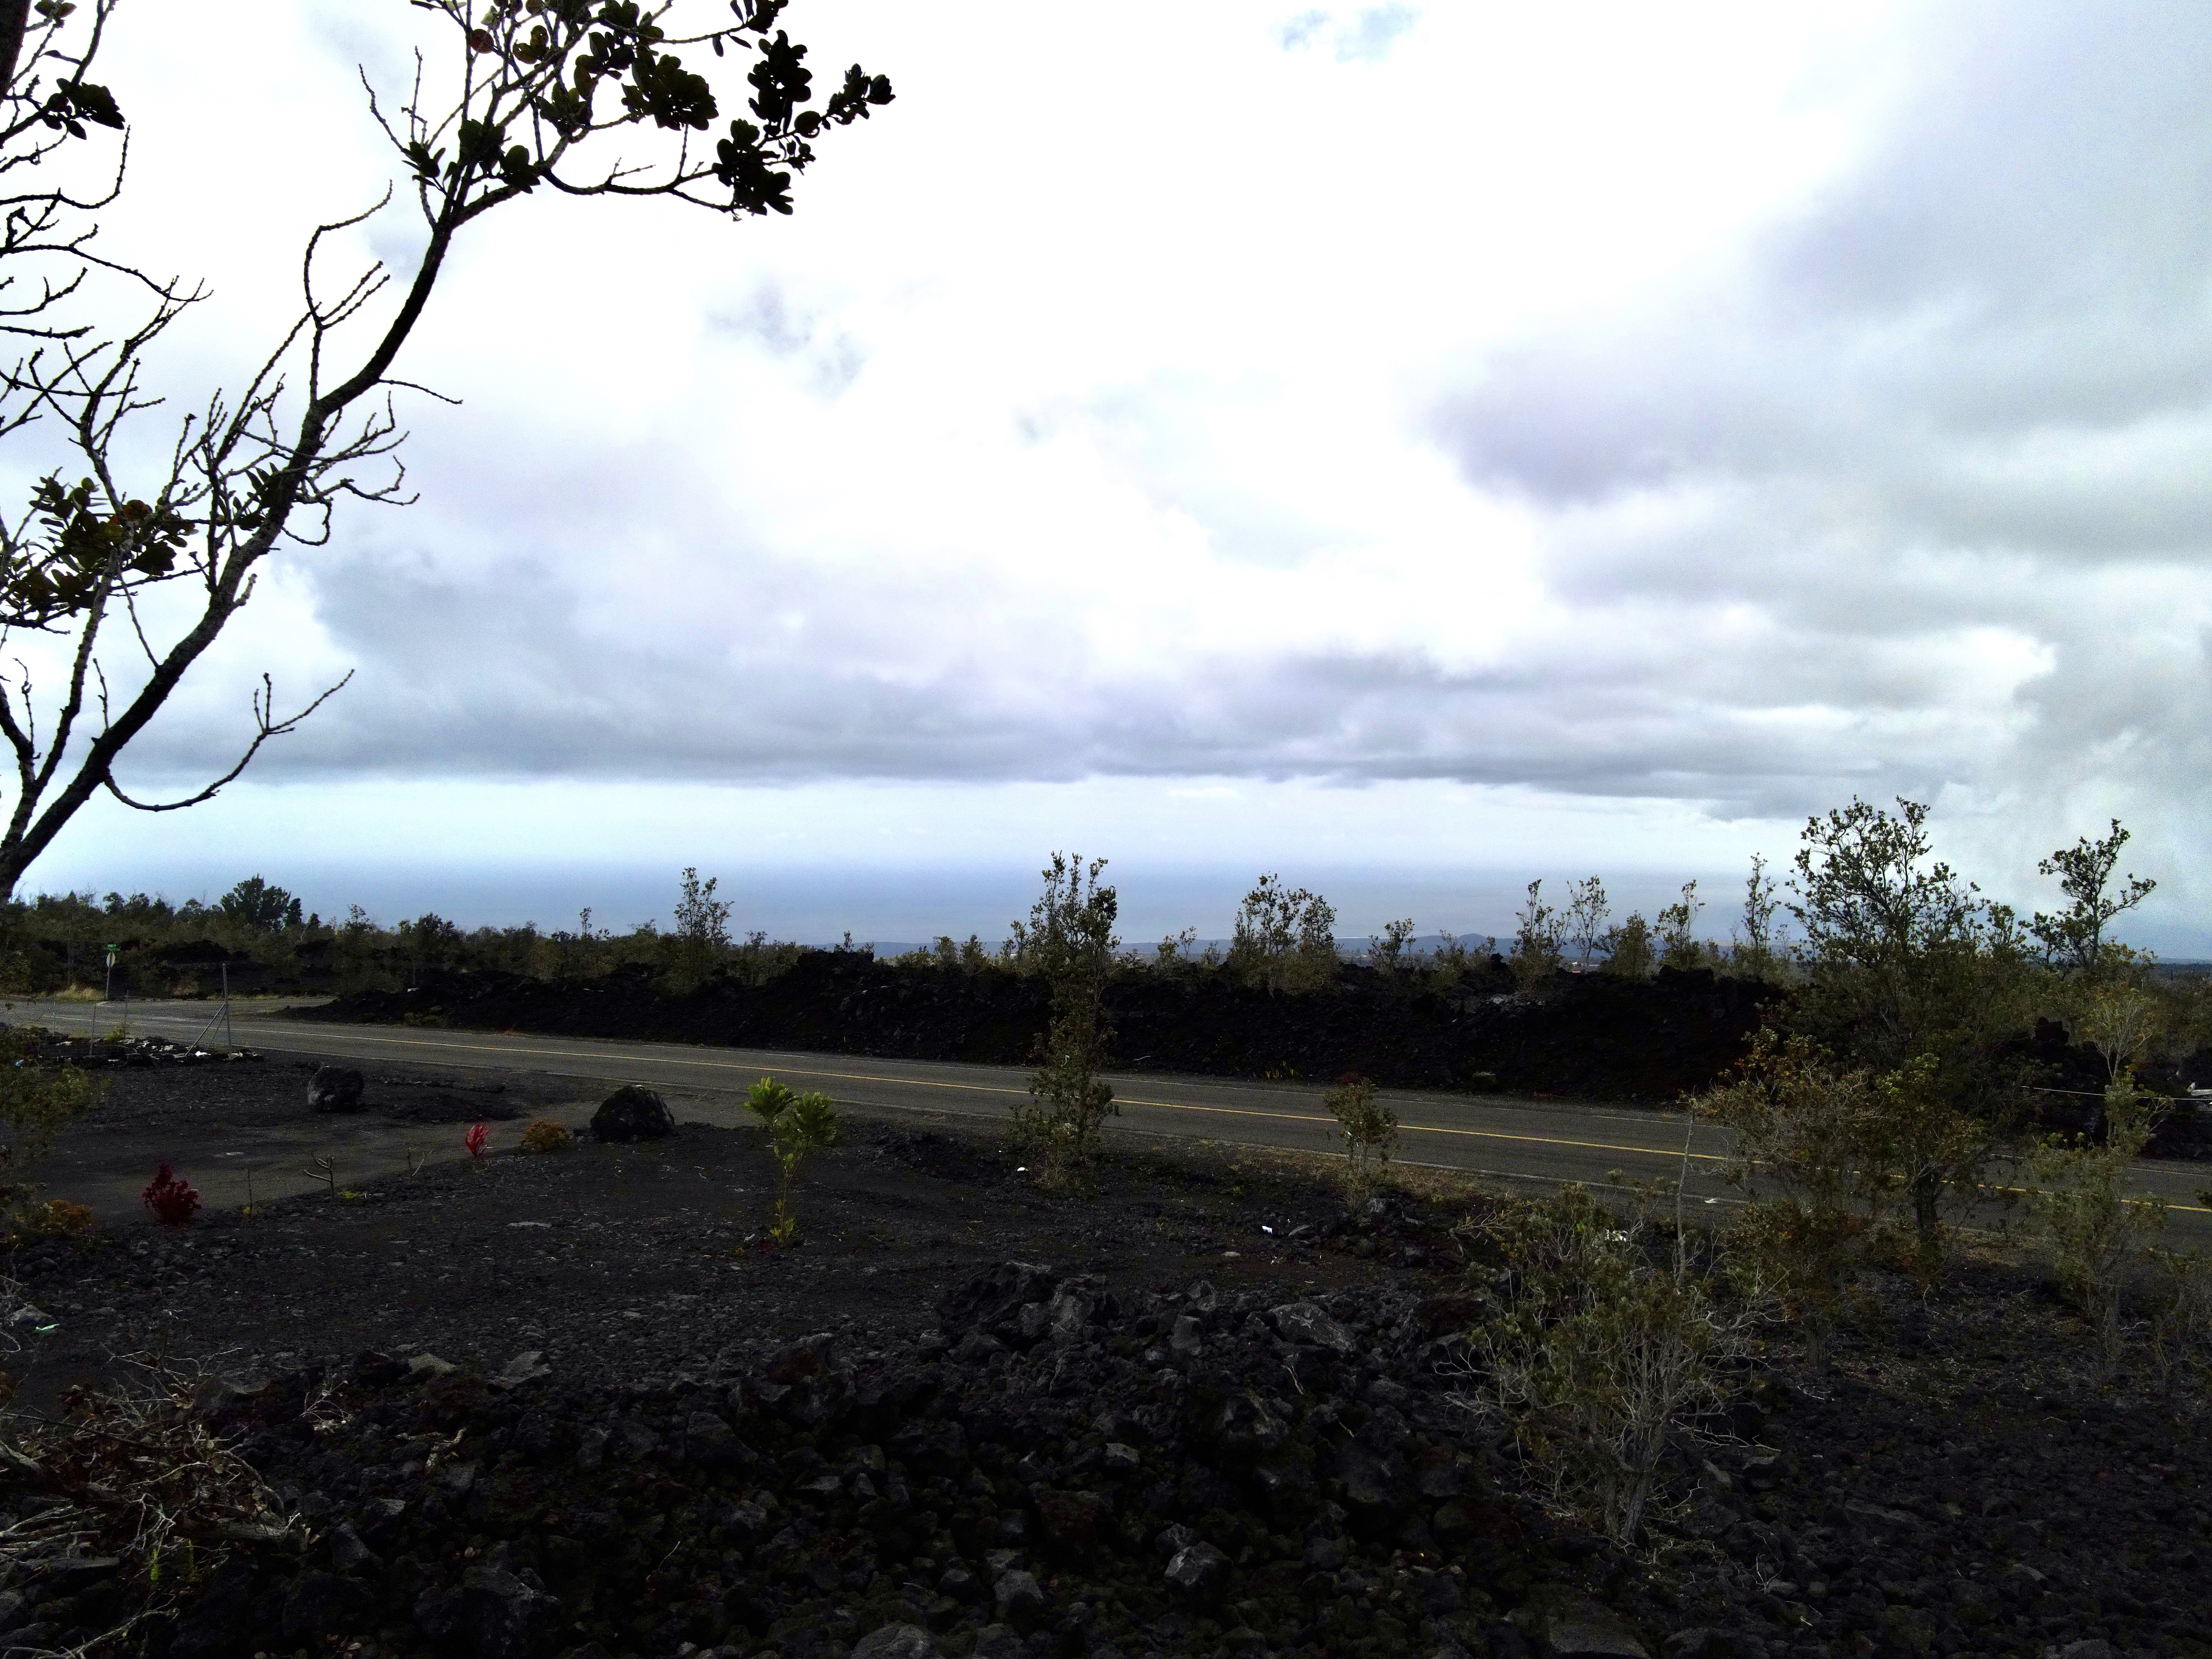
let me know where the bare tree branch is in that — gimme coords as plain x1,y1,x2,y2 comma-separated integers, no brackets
102,671,354,813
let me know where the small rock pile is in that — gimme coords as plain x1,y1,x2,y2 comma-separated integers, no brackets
19,1028,262,1069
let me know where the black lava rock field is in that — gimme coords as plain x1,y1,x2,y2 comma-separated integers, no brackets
11,1227,2212,1659
303,958,1784,1103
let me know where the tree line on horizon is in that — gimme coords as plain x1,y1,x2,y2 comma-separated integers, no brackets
1,803,2195,1038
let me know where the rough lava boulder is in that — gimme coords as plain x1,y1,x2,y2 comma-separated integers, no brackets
306,1064,365,1114
589,1083,676,1142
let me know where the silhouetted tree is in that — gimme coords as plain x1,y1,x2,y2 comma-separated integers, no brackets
217,874,302,932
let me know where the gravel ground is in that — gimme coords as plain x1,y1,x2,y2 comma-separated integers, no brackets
0,1063,2205,1659
6,1093,1390,1408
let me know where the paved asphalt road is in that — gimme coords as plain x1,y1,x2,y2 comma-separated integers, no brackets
20,998,2212,1239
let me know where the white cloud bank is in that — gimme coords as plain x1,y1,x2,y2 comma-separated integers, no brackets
9,0,2211,944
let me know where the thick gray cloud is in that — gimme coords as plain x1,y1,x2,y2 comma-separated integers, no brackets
104,530,1965,830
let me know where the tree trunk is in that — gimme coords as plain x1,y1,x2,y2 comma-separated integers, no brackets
1912,1169,1941,1244
0,0,31,99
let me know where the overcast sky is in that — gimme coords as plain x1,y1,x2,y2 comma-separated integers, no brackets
10,0,2210,949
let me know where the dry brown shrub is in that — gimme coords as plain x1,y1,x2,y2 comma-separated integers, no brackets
1,1352,301,1643
27,1198,94,1237
518,1119,576,1153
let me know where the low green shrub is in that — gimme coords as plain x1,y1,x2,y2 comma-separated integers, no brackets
1323,1076,1398,1207
2031,1075,2166,1374
28,1197,93,1237
1698,1030,1882,1374
1455,1185,1763,1546
2145,1244,2211,1394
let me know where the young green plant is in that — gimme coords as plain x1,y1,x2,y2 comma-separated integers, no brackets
1006,853,1121,1187
1323,1077,1398,1209
745,1076,842,1247
1697,1030,1879,1374
2030,1074,2166,1375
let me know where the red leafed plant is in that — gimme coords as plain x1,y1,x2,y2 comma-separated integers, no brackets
465,1122,489,1159
142,1162,200,1225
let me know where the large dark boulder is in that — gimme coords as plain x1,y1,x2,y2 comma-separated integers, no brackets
306,1066,365,1114
590,1084,675,1142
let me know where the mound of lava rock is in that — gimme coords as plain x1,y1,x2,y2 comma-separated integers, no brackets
77,1264,1666,1659
19,1248,2207,1659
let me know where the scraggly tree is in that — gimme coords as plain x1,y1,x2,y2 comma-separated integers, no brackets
1788,797,2035,1257
1007,853,1120,1187
1563,876,1608,971
1367,916,1415,971
1734,852,1784,979
0,0,129,380
1508,879,1562,991
1655,879,1704,970
1229,873,1337,994
1600,911,1654,979
669,864,733,989
215,874,302,933
0,0,891,898
2031,819,2154,976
